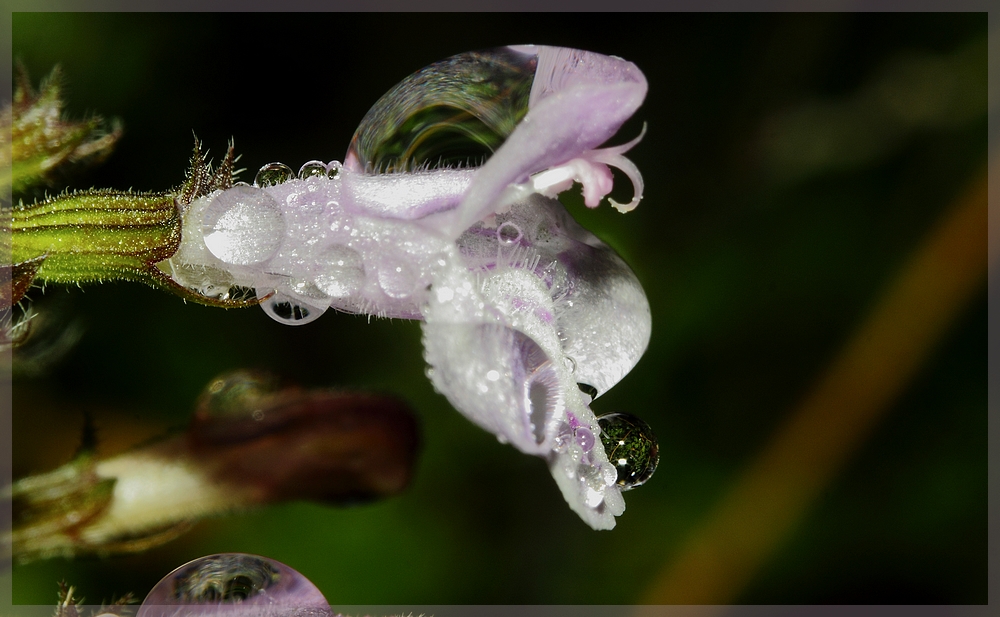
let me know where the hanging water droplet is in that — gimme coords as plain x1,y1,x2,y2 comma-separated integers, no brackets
254,162,295,187
298,160,327,180
313,244,365,298
261,292,327,326
597,412,659,490
138,553,331,617
202,186,285,266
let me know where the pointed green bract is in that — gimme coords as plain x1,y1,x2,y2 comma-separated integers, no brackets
2,65,122,194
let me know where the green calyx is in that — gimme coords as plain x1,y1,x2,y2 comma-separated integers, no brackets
12,188,182,287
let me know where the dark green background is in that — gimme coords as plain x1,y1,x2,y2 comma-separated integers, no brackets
10,12,987,605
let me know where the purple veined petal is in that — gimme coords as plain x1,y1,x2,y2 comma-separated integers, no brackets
138,553,332,617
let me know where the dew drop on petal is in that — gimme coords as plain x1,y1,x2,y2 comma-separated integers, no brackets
262,292,327,326
326,160,343,179
314,245,365,298
377,260,417,299
575,426,595,452
298,160,328,180
254,162,295,187
202,186,285,266
287,278,331,305
597,412,659,490
137,553,331,617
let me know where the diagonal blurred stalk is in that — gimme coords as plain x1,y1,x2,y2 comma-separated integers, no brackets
640,165,988,607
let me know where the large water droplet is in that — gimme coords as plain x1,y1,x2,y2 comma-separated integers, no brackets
261,292,327,326
254,162,295,187
377,260,417,299
287,278,331,305
298,160,327,180
597,412,658,490
168,263,238,299
138,553,331,617
313,244,365,298
202,186,285,266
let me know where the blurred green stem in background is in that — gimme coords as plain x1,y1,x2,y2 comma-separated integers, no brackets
640,164,988,606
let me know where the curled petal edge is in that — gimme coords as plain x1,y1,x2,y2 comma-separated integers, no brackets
529,123,646,213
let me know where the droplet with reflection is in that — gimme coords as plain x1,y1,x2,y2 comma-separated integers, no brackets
262,292,327,325
138,553,331,617
298,160,328,180
597,412,659,490
254,162,295,187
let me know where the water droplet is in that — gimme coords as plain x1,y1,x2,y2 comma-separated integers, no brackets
202,185,285,266
287,278,330,304
261,292,327,326
326,160,343,179
496,221,522,245
196,370,280,423
254,162,294,187
138,553,331,617
552,422,573,452
168,263,239,300
562,356,577,374
377,260,416,299
313,244,365,298
575,427,595,452
597,412,659,490
298,160,327,180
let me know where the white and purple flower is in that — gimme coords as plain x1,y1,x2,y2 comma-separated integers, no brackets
166,46,653,529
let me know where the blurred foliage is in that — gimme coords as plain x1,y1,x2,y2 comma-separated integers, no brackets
7,13,987,605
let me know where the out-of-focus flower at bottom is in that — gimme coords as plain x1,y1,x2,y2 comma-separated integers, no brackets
4,371,420,563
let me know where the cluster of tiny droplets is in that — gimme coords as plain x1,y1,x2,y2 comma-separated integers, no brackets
253,160,341,187
246,160,346,326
